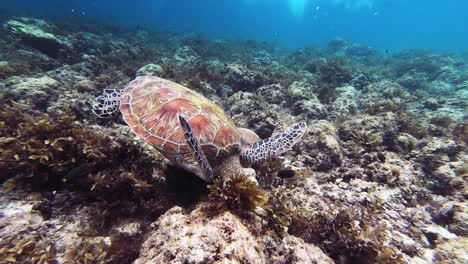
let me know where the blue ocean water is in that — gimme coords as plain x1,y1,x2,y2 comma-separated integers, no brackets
2,0,468,51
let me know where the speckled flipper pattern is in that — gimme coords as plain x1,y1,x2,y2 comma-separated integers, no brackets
92,89,123,118
240,122,307,165
179,115,214,180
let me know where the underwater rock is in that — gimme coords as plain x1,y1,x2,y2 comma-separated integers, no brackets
257,84,287,105
0,75,60,109
420,88,468,122
174,46,200,67
0,207,53,263
206,59,226,77
244,109,279,139
0,61,14,79
338,113,395,154
428,80,455,95
3,18,71,58
136,63,164,77
433,237,468,264
345,44,378,61
227,91,280,138
46,66,87,87
265,235,334,263
136,204,333,264
327,38,378,62
334,149,423,186
73,79,96,92
414,137,464,194
444,202,468,236
358,80,411,113
394,132,418,154
0,191,111,264
299,120,343,170
15,49,59,71
328,85,359,120
135,205,265,263
423,98,440,110
251,50,277,67
71,32,106,54
422,224,457,244
292,99,328,120
350,72,373,90
48,86,95,117
287,81,317,101
397,71,429,91
228,91,266,114
225,63,267,92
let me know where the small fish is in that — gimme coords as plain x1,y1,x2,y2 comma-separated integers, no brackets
276,169,296,179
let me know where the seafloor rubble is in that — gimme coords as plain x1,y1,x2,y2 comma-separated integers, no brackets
0,17,466,264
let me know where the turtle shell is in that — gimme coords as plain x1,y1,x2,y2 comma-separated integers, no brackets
119,76,240,159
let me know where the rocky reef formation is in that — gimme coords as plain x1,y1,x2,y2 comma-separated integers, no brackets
0,16,466,264
135,203,333,263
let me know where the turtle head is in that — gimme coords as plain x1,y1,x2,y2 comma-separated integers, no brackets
215,155,258,184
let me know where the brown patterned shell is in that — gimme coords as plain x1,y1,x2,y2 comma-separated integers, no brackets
119,76,240,159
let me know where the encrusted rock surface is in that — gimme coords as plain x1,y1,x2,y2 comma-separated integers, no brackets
135,204,333,264
135,205,265,263
0,75,60,109
136,63,165,77
4,17,71,58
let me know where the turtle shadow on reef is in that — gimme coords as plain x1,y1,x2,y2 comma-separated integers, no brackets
163,165,208,208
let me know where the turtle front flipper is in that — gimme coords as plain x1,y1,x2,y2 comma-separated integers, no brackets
92,89,123,118
179,115,215,181
240,122,307,165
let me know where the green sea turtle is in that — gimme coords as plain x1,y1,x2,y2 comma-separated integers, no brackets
92,76,307,182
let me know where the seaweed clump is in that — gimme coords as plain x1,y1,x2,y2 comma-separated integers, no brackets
429,115,453,127
0,103,112,189
288,207,404,264
262,186,405,264
314,59,353,103
0,103,174,263
318,59,353,86
0,216,57,263
208,174,269,212
395,111,428,139
0,102,161,196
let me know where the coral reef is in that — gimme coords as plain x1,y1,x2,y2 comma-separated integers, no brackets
135,63,164,77
0,16,466,264
135,205,265,263
4,17,71,58
135,203,333,264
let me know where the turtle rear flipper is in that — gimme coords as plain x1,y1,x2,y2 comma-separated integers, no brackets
179,115,214,181
92,89,123,118
240,122,307,165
